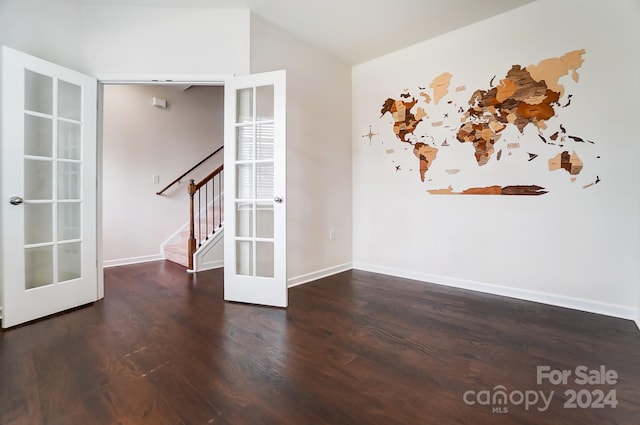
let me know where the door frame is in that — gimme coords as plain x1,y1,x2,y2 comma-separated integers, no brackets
95,74,232,292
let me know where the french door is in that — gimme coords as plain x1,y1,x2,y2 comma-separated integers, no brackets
224,70,287,307
1,46,98,328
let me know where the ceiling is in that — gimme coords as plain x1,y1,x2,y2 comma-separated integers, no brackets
80,0,537,65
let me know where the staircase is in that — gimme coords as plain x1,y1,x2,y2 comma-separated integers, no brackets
157,146,224,270
163,202,224,267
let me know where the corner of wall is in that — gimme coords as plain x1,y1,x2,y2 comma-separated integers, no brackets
249,13,353,280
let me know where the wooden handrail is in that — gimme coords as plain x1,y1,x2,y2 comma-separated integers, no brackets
156,145,224,195
187,164,224,270
192,164,224,192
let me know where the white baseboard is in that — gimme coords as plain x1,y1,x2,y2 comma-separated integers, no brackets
288,262,352,288
353,262,637,322
103,254,164,268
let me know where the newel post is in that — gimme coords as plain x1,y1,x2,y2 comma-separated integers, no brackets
187,179,197,270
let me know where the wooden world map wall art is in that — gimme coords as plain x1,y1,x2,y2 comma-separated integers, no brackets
367,49,601,196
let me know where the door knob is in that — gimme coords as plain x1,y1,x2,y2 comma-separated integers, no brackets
9,196,23,205
274,196,283,204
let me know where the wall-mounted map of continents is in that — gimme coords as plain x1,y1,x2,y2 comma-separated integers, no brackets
376,49,600,195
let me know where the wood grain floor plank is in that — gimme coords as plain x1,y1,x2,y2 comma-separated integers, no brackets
1,262,639,424
0,354,42,425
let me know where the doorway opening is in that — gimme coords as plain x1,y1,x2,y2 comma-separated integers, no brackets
99,81,225,272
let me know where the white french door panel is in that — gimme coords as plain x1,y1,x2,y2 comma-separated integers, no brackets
1,46,98,328
224,70,287,307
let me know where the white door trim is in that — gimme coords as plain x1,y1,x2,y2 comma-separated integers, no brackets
96,74,233,85
96,74,230,279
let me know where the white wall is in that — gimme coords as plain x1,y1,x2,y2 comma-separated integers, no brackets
250,14,353,284
352,0,640,319
102,84,224,264
0,0,83,70
1,1,251,77
79,5,250,76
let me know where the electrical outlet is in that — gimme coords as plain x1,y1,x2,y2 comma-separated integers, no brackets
329,227,336,240
152,174,160,184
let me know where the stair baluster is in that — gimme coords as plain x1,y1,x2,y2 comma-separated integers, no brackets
187,164,224,269
188,179,197,270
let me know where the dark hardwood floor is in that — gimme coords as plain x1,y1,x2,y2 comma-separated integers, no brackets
1,261,639,425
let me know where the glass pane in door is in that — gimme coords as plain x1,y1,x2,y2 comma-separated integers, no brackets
236,202,253,238
256,241,274,278
236,240,253,276
58,162,81,199
256,85,274,120
236,163,253,199
24,203,53,244
25,246,54,289
24,159,53,200
58,202,81,240
236,88,253,123
58,121,81,160
24,70,53,114
236,125,253,160
58,80,81,121
256,163,274,199
255,203,274,239
58,242,81,282
256,122,274,160
24,115,53,157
